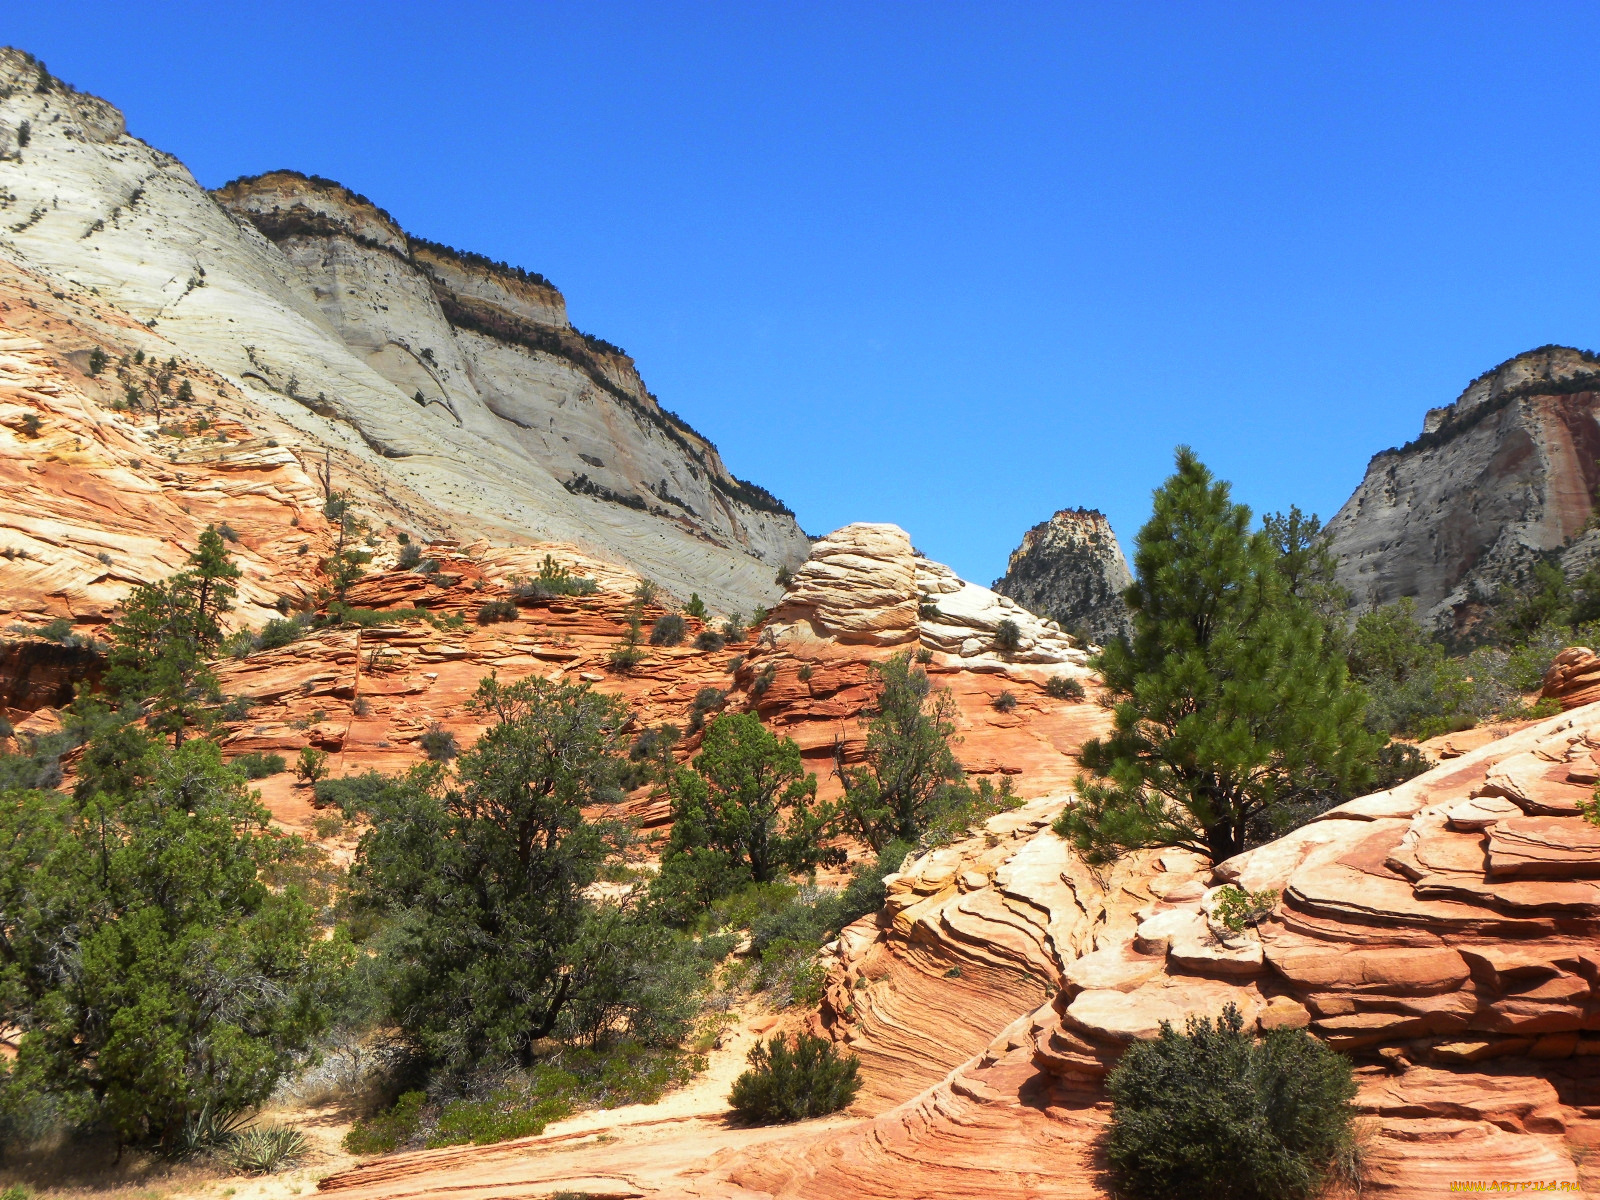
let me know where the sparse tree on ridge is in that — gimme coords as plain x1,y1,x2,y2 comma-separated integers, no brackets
1057,447,1377,865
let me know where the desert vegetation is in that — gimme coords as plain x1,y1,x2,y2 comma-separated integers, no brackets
1105,1005,1358,1200
5,448,1585,1195
1059,450,1406,864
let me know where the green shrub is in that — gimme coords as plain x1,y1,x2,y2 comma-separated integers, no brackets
684,593,707,619
344,1090,425,1155
428,1089,572,1148
398,542,423,570
477,598,517,625
225,1124,308,1174
608,643,646,672
1210,885,1278,933
694,630,725,652
37,617,74,644
729,1034,861,1123
510,555,599,599
1502,695,1564,722
1370,740,1431,789
256,615,307,651
993,690,1018,712
755,937,826,1006
687,687,727,734
313,770,394,816
235,751,286,780
173,1103,249,1157
218,694,254,722
993,618,1021,654
296,746,329,784
749,664,776,698
321,605,430,628
650,614,687,646
1044,675,1085,700
1105,1004,1357,1200
419,722,459,761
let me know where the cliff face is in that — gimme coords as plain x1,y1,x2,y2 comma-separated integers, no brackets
1327,346,1600,630
992,508,1132,645
0,48,808,614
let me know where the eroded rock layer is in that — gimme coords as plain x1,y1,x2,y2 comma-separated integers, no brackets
0,47,806,614
318,708,1600,1199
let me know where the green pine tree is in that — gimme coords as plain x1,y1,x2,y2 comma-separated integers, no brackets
1056,448,1378,865
833,651,967,851
654,712,828,916
0,738,343,1149
104,527,242,744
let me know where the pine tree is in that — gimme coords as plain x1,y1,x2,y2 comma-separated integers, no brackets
0,738,342,1149
104,527,241,744
654,713,828,914
1056,448,1377,865
323,491,371,601
834,652,966,850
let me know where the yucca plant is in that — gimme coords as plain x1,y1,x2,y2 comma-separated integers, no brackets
172,1102,250,1157
225,1124,309,1174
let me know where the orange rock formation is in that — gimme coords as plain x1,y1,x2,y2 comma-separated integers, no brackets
315,707,1600,1198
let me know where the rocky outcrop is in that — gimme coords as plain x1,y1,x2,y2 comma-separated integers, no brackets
1541,646,1600,711
35,525,1102,849
0,320,340,631
809,799,1154,1107
0,48,806,615
1327,346,1600,631
750,523,1105,802
314,706,1600,1198
772,522,1086,663
993,508,1132,645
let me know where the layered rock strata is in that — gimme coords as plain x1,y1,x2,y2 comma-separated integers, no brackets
993,507,1133,645
751,522,1108,801
772,522,1085,663
0,48,806,613
1328,346,1600,631
8,524,1109,849
1541,646,1600,711
317,706,1600,1198
1019,706,1600,1195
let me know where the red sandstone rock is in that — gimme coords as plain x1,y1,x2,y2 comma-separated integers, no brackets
1542,646,1600,710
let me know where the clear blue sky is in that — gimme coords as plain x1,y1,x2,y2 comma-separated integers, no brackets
10,3,1600,583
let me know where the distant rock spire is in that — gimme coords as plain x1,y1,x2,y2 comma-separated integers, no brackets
992,508,1132,646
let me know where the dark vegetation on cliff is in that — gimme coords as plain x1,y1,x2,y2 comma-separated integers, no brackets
1376,344,1600,460
217,172,795,520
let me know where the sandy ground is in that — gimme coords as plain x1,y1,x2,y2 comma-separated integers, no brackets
0,1001,794,1200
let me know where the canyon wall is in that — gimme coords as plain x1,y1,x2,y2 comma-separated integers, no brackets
1327,346,1600,631
0,48,807,615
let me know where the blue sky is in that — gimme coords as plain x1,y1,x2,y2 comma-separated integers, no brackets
10,3,1600,583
